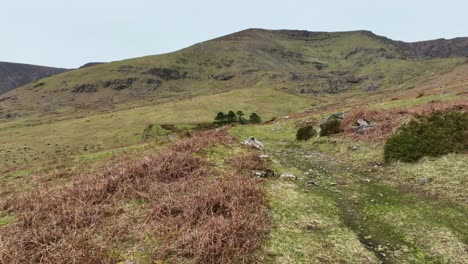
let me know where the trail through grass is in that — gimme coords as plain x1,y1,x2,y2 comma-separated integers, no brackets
231,124,468,263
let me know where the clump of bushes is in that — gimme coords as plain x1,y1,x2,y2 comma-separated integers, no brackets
214,111,262,126
296,125,317,141
384,111,467,163
319,118,343,137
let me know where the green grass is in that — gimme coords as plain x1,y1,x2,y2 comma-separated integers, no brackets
230,117,468,263
0,86,315,172
264,181,376,263
0,214,15,228
388,154,468,202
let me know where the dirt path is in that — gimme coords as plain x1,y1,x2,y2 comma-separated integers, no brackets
262,140,468,263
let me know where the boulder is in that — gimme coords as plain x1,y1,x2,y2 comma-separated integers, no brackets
355,119,372,134
280,173,297,180
252,170,267,178
320,112,344,125
242,136,264,150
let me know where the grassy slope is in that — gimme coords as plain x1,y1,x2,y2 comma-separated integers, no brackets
230,115,467,263
0,85,315,172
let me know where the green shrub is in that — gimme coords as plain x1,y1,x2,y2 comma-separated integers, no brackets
249,113,262,124
319,119,342,137
296,125,317,141
384,111,468,163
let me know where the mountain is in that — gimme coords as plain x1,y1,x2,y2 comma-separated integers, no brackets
0,61,69,95
1,29,467,122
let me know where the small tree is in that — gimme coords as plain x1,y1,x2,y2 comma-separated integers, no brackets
296,125,317,141
214,112,226,125
236,110,246,124
249,113,262,124
227,111,237,123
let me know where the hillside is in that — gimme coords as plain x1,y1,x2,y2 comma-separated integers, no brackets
1,29,467,123
0,29,467,263
0,61,69,95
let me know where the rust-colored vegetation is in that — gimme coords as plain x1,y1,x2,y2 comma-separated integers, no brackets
340,101,468,141
0,131,268,264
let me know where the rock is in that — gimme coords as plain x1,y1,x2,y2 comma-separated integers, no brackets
252,170,267,178
242,136,264,150
71,84,97,93
144,68,187,80
363,83,380,92
215,126,225,133
355,119,372,134
320,112,344,125
280,173,297,180
351,145,359,151
259,154,269,159
252,169,275,178
101,78,138,90
146,79,162,86
213,73,235,81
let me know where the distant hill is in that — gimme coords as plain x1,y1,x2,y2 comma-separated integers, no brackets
79,62,106,69
0,62,69,95
1,29,468,121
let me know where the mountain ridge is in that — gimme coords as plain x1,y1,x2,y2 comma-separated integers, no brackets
1,29,467,123
0,61,69,95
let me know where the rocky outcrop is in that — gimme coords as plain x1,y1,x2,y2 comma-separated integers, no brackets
394,38,468,58
71,84,98,93
363,83,380,92
144,68,187,80
213,73,235,81
320,73,363,94
101,78,138,90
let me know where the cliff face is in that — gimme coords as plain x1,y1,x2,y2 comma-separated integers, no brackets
393,37,468,58
0,62,69,95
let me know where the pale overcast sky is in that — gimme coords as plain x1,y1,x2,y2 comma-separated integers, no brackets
1,0,467,68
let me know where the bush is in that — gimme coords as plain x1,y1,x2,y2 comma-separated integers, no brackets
319,119,342,136
296,125,317,141
384,111,468,163
249,113,262,124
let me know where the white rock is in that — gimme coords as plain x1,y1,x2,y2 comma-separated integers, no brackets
280,173,297,180
241,136,264,150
